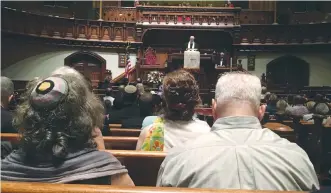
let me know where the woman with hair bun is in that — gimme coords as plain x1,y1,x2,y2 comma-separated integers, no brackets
136,69,211,151
1,67,134,186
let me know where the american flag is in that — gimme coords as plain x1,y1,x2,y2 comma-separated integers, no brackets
125,52,132,79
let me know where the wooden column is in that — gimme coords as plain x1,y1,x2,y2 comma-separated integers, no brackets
98,0,103,21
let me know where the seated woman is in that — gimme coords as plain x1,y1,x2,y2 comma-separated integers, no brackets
266,94,278,115
1,70,134,186
285,95,309,117
136,70,211,151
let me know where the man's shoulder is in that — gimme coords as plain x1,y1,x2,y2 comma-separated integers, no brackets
164,128,305,162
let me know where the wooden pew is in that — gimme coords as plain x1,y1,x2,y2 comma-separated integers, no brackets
263,122,296,142
1,181,307,193
109,124,122,128
110,128,141,137
106,150,165,186
0,133,138,150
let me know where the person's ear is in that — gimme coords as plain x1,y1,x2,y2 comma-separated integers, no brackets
212,99,217,121
258,104,266,121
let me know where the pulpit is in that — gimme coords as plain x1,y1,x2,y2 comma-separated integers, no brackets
184,50,200,69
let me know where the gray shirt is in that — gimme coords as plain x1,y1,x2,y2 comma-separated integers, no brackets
157,116,319,191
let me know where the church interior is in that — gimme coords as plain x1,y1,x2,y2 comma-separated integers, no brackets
1,0,331,192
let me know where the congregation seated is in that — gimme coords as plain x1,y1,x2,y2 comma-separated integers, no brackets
141,94,163,128
136,70,211,151
1,67,134,186
266,94,278,115
274,99,290,122
303,102,330,124
1,77,17,133
121,92,154,129
103,88,115,107
156,72,319,191
108,85,140,124
285,95,309,117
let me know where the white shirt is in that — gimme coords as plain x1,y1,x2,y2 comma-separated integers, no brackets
137,118,211,151
157,116,319,191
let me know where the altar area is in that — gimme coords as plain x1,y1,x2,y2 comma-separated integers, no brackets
137,29,242,103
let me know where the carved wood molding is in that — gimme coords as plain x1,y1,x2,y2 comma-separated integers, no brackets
2,7,142,46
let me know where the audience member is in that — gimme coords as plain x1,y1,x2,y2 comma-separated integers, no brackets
303,101,316,121
108,85,140,124
103,88,114,106
141,94,163,128
157,72,319,191
2,70,134,186
1,76,16,133
136,70,210,151
304,103,330,124
266,93,278,115
276,99,288,114
285,95,309,117
122,92,153,128
261,86,267,100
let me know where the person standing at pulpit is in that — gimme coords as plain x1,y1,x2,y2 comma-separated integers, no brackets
219,52,227,67
186,36,199,50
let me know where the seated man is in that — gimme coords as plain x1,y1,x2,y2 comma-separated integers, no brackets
1,76,16,133
157,72,319,191
122,92,153,128
108,85,140,124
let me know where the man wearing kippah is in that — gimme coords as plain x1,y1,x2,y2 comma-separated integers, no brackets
107,85,140,125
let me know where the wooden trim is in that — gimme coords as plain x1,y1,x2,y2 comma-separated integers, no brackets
1,181,306,193
104,149,166,158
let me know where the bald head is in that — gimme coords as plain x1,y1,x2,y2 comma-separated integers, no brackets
213,72,265,120
1,76,14,107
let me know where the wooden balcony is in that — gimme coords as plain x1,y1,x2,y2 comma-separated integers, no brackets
136,5,241,28
1,7,142,49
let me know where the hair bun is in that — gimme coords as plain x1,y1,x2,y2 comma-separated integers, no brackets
30,77,69,110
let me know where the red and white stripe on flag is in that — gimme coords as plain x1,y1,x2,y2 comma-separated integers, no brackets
125,55,132,78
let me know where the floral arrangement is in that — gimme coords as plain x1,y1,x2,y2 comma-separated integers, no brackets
147,71,164,85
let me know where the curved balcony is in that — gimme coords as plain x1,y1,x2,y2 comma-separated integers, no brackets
2,7,142,49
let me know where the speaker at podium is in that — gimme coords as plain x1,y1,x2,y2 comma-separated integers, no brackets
184,36,200,70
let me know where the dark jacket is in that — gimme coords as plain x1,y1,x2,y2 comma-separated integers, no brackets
1,107,16,133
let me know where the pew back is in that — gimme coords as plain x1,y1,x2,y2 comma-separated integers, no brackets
0,133,138,150
1,181,307,193
106,150,165,186
110,128,141,137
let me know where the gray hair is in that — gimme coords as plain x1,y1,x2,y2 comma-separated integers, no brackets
315,103,329,115
1,76,14,102
51,66,81,77
215,72,261,110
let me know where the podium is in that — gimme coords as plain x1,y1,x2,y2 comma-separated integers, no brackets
184,49,200,70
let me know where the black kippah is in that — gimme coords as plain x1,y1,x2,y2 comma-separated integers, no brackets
30,77,69,110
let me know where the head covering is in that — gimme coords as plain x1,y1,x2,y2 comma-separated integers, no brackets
30,77,69,110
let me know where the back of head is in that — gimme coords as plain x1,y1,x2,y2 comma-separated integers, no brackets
314,94,324,103
163,69,200,121
214,72,262,118
306,101,316,112
139,92,153,117
1,76,14,106
314,103,329,115
14,68,104,162
268,94,278,106
276,99,288,114
105,88,112,96
123,85,137,105
293,95,304,105
136,83,145,95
